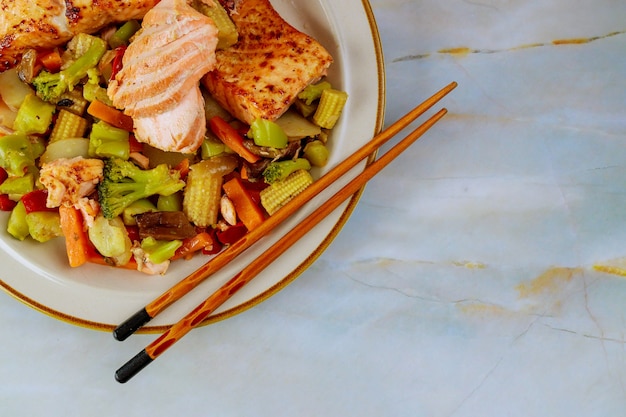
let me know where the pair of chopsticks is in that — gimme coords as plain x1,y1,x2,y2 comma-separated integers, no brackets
114,81,457,383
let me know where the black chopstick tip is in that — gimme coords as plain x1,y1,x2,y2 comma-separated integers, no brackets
115,349,153,383
113,308,152,341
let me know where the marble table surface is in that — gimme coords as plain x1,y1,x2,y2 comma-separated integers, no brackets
2,0,625,415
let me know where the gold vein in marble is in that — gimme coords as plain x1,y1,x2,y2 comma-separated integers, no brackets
593,262,626,277
516,267,579,298
393,30,626,62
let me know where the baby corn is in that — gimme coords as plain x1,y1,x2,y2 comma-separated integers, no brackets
260,169,313,215
313,89,348,129
183,156,238,227
49,109,88,142
57,88,89,115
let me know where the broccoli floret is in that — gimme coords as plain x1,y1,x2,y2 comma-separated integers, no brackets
297,81,331,105
262,158,311,184
97,158,185,219
31,36,107,102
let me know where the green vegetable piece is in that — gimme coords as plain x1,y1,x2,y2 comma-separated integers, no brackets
13,94,56,135
297,81,332,105
122,199,157,226
191,0,238,49
26,211,62,242
66,33,101,58
92,139,130,160
201,135,226,159
97,158,186,219
0,133,36,177
32,36,106,102
88,215,132,265
157,192,183,212
248,118,289,149
7,201,29,240
83,82,113,106
89,120,130,160
0,174,34,198
262,158,311,184
91,120,129,143
109,20,141,48
30,136,46,159
141,236,182,265
303,140,329,167
292,98,317,118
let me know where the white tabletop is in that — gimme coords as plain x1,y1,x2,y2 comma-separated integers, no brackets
2,1,626,415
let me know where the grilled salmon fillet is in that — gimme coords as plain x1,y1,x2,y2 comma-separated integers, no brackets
0,0,160,72
108,0,218,153
202,0,334,124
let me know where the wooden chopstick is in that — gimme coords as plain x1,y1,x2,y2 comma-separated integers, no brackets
113,81,458,341
115,103,452,383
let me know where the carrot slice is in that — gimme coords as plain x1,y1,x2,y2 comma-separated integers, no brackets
174,157,190,179
222,177,266,231
240,164,250,180
60,205,139,270
209,116,260,164
58,205,90,267
38,48,63,72
87,99,134,132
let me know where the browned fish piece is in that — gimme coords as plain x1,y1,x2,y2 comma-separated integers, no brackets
0,0,160,72
202,0,333,124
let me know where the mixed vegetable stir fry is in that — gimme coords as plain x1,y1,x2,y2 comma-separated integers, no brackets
0,1,347,275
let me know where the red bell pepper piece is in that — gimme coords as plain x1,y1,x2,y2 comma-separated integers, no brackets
129,134,144,153
0,167,8,185
0,195,17,211
216,222,248,245
240,178,268,206
110,46,126,81
21,189,56,214
202,231,223,254
125,225,140,242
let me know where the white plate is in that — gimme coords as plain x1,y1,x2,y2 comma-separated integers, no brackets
0,0,385,332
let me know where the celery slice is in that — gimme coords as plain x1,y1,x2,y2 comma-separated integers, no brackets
13,94,55,135
248,118,289,149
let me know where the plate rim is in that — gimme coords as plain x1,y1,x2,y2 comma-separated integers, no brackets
0,0,386,333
